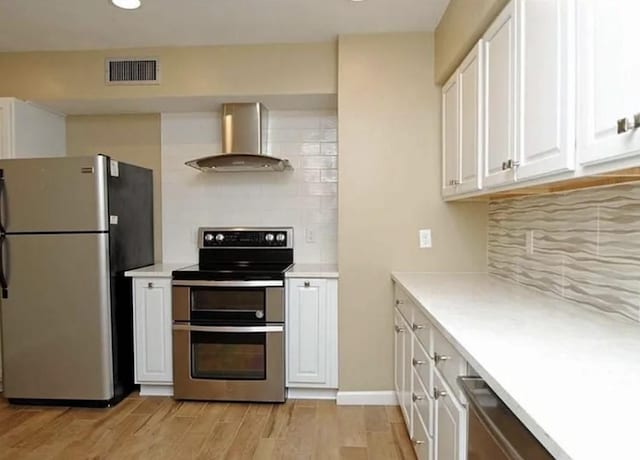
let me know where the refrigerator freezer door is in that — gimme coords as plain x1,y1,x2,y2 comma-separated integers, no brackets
1,233,114,401
0,155,109,233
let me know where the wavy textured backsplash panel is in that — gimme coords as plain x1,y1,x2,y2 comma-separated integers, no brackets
488,182,640,323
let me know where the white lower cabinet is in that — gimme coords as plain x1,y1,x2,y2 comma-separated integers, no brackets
394,286,468,460
133,277,173,395
286,278,338,395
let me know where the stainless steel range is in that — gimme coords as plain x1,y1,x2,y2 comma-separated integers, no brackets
171,227,293,402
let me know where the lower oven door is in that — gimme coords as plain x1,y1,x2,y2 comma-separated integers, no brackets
172,324,285,402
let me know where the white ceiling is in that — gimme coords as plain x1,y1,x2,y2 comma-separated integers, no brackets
0,0,449,52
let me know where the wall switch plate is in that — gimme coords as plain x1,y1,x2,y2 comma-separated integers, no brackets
419,229,432,248
305,228,316,243
526,230,535,255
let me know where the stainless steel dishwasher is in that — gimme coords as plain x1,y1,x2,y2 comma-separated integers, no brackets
458,377,554,460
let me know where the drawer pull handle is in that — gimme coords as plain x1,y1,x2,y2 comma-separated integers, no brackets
412,393,425,402
412,358,427,367
412,323,426,331
412,439,425,446
147,282,153,289
434,352,450,364
394,325,406,333
304,281,310,287
433,387,447,400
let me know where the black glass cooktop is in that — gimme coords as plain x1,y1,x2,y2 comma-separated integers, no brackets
172,263,293,281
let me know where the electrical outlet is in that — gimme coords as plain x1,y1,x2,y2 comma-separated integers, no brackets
526,230,535,255
419,229,432,248
305,228,316,243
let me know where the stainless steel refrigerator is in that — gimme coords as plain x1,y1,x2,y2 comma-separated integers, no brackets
0,155,154,407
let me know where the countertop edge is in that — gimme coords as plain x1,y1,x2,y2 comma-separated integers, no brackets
124,263,193,278
390,272,570,460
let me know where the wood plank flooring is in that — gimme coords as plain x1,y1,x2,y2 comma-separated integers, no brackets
0,393,416,460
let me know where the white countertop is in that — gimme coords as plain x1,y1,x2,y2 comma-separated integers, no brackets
124,263,193,278
285,264,339,278
391,272,640,460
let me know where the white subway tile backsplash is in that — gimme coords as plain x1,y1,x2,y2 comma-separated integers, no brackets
302,156,337,169
321,169,338,183
161,110,338,264
321,143,338,156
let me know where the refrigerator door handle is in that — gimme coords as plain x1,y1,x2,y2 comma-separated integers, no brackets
0,233,7,299
0,169,7,298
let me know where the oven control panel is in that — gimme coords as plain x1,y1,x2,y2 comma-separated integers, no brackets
199,228,293,248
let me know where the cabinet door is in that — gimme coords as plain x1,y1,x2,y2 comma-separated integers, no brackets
134,278,173,383
442,72,460,197
287,278,328,385
0,99,13,160
577,0,640,165
434,370,467,460
516,0,575,180
402,314,413,433
394,309,410,426
458,40,484,194
483,1,516,188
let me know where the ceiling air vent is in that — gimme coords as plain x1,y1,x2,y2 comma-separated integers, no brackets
105,57,160,85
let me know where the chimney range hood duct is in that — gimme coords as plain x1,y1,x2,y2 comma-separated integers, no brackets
185,102,292,172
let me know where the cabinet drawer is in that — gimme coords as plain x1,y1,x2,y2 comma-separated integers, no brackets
412,368,434,437
412,338,432,394
412,403,434,460
412,307,432,358
394,286,414,323
433,328,467,402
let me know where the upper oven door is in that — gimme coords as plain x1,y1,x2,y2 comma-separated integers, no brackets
173,282,284,323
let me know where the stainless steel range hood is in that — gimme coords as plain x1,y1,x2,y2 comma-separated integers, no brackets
185,103,292,172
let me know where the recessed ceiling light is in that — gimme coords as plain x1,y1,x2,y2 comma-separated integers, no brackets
111,0,141,10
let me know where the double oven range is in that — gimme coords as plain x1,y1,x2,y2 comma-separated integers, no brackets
172,227,293,403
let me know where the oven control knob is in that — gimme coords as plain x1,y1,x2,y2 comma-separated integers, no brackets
215,233,225,242
255,311,264,319
276,233,286,242
265,233,274,242
204,234,214,242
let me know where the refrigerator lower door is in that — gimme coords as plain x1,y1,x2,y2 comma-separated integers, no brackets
1,233,114,402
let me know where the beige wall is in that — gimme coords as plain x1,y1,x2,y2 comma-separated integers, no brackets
434,0,508,84
66,114,163,261
0,42,337,101
338,32,488,391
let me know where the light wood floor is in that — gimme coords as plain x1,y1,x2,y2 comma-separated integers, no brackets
0,393,416,460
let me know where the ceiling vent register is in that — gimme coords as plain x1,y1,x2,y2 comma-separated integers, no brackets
105,57,160,85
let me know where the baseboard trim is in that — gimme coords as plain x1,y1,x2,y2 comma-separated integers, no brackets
336,391,398,406
139,384,173,397
287,388,337,400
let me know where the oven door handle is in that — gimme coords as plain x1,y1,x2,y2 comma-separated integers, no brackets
172,324,284,333
172,280,284,288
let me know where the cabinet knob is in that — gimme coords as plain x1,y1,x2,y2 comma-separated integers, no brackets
434,352,451,364
501,161,507,171
394,325,406,333
395,299,404,305
412,358,427,367
412,393,425,402
433,387,447,400
304,281,310,288
412,438,425,446
412,323,426,331
147,282,153,289
616,115,640,134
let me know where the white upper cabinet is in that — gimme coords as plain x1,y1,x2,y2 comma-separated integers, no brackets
482,1,517,188
577,0,640,166
515,0,575,180
458,41,484,194
0,98,65,159
442,41,484,197
442,73,460,197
